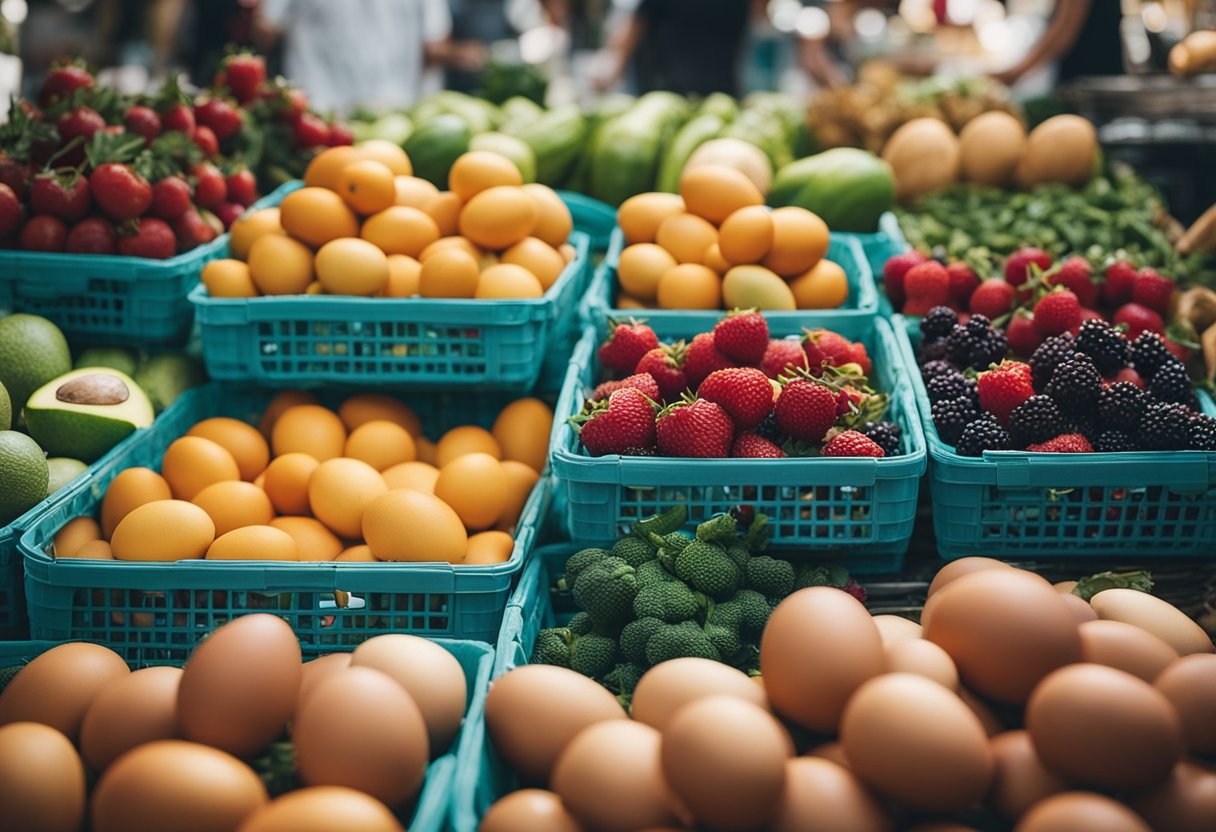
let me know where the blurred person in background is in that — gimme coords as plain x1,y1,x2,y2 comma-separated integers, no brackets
444,0,505,92
994,0,1124,87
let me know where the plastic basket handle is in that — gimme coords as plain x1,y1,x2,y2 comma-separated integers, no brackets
991,453,1216,491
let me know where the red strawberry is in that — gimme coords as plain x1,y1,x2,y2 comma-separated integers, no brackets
116,217,176,259
66,217,115,254
1027,434,1093,453
656,398,734,458
575,388,656,456
224,169,258,207
18,215,67,252
590,373,661,403
774,378,838,443
123,106,161,145
1006,310,1043,356
842,578,867,602
30,171,90,223
1131,268,1173,314
215,202,245,230
1111,367,1145,389
328,121,355,147
683,332,736,388
1113,303,1164,339
845,342,872,375
635,346,688,402
172,208,219,251
162,103,196,134
731,433,785,459
946,261,980,305
713,310,769,364
190,162,227,210
216,54,266,104
1102,260,1137,306
881,250,927,310
192,125,220,158
193,97,242,142
39,63,94,107
0,182,21,237
1046,257,1098,309
598,320,659,374
90,163,152,221
279,88,310,121
803,329,854,372
697,368,774,430
56,107,106,161
292,113,331,149
977,361,1034,425
903,261,951,316
0,155,31,201
1005,247,1053,287
835,385,865,416
150,176,192,221
821,430,885,457
1032,290,1081,337
760,339,808,379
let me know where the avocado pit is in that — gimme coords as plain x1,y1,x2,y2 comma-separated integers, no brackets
56,373,130,406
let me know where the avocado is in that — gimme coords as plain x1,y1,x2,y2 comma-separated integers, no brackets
0,313,72,413
0,379,9,431
46,457,88,496
24,368,154,463
75,347,140,377
134,353,206,412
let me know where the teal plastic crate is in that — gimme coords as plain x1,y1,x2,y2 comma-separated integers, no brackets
895,317,1216,559
549,317,926,574
593,228,878,332
556,191,617,252
191,225,591,390
18,383,547,663
834,211,909,284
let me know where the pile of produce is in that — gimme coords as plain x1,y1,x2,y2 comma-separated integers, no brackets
575,312,902,459
0,615,467,831
47,390,550,564
203,144,575,301
484,553,1216,831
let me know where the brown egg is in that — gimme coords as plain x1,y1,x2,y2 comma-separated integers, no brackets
73,539,114,559
485,665,627,785
465,530,515,564
805,741,850,769
925,569,1082,704
236,786,403,832
479,789,584,832
1090,588,1215,655
632,658,769,731
1079,619,1179,682
192,480,275,536
1060,593,1098,623
872,614,923,647
188,417,271,481
927,557,1015,598
336,544,378,562
987,731,1069,820
841,673,994,813
80,666,182,771
100,467,173,538
297,654,352,714
257,390,318,438
760,587,885,733
495,460,540,532
1026,663,1183,790
1127,760,1216,832
53,515,101,557
270,517,343,561
178,614,302,758
308,458,389,538
338,393,422,436
262,452,320,516
382,460,442,493
0,642,129,741
91,740,268,832
271,404,347,462
552,721,683,832
294,667,429,807
661,695,792,831
207,525,299,561
110,500,216,561
770,757,893,832
884,638,959,690
958,686,1006,737
1014,792,1151,832
1154,653,1216,755
162,436,242,500
345,421,416,471
0,721,86,832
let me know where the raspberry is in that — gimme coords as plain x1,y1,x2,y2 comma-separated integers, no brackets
1027,433,1093,453
821,430,885,457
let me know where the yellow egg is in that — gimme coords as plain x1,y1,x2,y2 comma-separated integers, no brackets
304,146,363,190
337,159,396,216
657,263,723,310
382,461,441,493
450,151,523,202
191,481,274,536
702,242,731,275
281,186,361,247
491,398,554,473
187,417,271,481
101,467,172,539
475,263,544,299
362,489,467,562
495,460,540,532
207,525,299,561
162,436,241,500
501,237,566,290
335,545,378,563
434,452,509,531
249,234,314,296
419,247,480,298
270,517,343,561
436,425,501,466
680,165,764,225
229,208,283,261
261,452,319,516
419,235,479,262
344,421,417,471
73,539,113,559
790,258,849,309
459,186,537,251
258,390,318,438
315,238,389,297
202,259,258,298
111,500,215,561
338,394,422,436
356,139,413,176
762,207,830,278
522,183,573,248
271,405,347,461
360,206,440,258
308,458,389,538
54,515,101,558
381,254,422,297
465,530,515,565
394,175,439,209
655,213,718,265
423,192,463,238
718,205,774,265
618,192,685,245
617,243,676,303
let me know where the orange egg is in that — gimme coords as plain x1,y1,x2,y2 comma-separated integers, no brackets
229,208,283,261
501,237,566,290
344,421,416,471
192,481,274,536
0,722,87,832
657,263,722,310
459,186,537,251
206,525,298,561
54,515,101,558
465,530,515,564
419,247,480,298
110,500,216,561
187,417,270,481
618,192,685,245
419,235,479,262
702,242,732,275
681,165,763,225
762,207,830,278
394,175,440,209
280,187,360,248
435,425,501,466
362,489,467,562
304,146,363,190
522,183,573,248
338,394,422,436
73,539,113,559
382,254,422,297
314,237,389,297
162,436,241,500
308,458,389,538
248,234,313,296
450,151,523,202
271,405,347,461
336,159,396,215
202,259,258,298
270,517,343,561
360,206,440,258
790,258,849,309
335,545,378,563
80,666,183,772
434,452,509,531
355,139,412,176
617,243,676,303
655,212,718,265
381,461,440,493
495,460,540,532
475,263,544,299
261,452,319,516
423,192,462,237
491,398,554,473
101,467,173,538
238,786,404,832
718,205,774,265
258,390,318,438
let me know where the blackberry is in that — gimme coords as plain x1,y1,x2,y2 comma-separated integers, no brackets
926,371,970,403
946,315,1008,370
1094,430,1137,452
919,337,950,363
1045,353,1102,417
1097,381,1146,431
1074,319,1130,375
1029,334,1075,392
863,421,903,457
920,359,958,382
920,306,958,340
931,396,980,445
1131,332,1172,379
1189,414,1216,451
1008,395,1064,447
1148,360,1198,408
1065,413,1101,443
1138,400,1192,450
755,410,781,441
955,414,1012,456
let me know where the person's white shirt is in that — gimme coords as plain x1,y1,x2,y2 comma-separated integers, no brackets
259,0,451,115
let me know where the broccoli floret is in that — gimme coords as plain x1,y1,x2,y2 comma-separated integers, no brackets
567,611,594,636
634,504,688,538
794,563,833,591
673,540,740,599
746,556,795,597
603,661,646,696
633,581,702,623
705,622,741,659
653,531,693,571
562,547,610,588
569,632,617,678
612,535,656,567
732,589,772,633
745,514,770,552
635,559,674,588
531,628,572,668
620,616,665,665
572,557,638,632
725,543,750,571
645,622,720,665
696,512,737,543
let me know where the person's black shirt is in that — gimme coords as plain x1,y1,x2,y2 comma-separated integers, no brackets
1057,0,1124,81
634,0,751,97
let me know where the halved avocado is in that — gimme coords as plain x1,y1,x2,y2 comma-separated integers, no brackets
24,368,154,463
